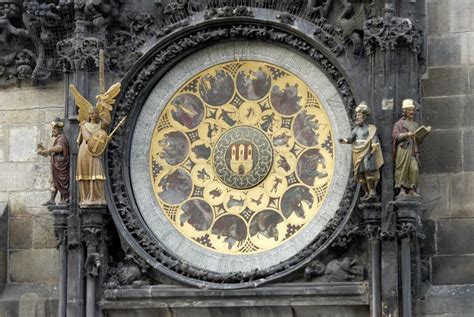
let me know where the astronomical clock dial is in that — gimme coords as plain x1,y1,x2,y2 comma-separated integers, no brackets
148,61,336,255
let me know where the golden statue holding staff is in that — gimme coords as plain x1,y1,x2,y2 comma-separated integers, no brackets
70,49,124,206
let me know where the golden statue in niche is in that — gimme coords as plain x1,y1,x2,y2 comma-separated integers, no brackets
149,60,336,255
70,50,123,206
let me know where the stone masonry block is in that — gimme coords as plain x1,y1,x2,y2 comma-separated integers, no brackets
419,174,450,219
0,85,64,112
463,96,474,127
9,217,32,249
420,130,462,174
8,125,39,162
423,96,465,130
0,163,49,192
436,218,474,254
9,249,59,283
32,216,56,249
463,131,474,172
422,67,469,97
8,191,50,217
427,35,468,66
432,255,474,285
0,125,7,162
427,0,449,35
469,33,474,65
449,0,474,33
450,172,474,217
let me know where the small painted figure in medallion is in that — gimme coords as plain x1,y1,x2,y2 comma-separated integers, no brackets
259,110,282,134
249,210,284,241
239,101,262,125
157,168,192,205
392,99,430,197
211,215,247,250
37,118,70,205
271,82,303,115
296,149,328,186
169,93,204,130
293,109,320,147
339,102,384,201
236,66,272,101
199,69,234,106
158,130,189,166
180,199,213,232
281,185,314,219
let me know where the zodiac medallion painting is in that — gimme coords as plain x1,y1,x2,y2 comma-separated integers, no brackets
149,61,336,255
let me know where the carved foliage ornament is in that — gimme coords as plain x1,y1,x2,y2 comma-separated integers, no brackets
106,22,358,287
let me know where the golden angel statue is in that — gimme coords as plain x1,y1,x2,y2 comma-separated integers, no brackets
70,81,121,206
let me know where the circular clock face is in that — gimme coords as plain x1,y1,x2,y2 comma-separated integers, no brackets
149,61,335,254
130,42,351,273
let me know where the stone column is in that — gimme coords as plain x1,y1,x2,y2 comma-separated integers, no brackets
80,205,108,317
50,205,71,317
361,202,382,317
395,197,421,317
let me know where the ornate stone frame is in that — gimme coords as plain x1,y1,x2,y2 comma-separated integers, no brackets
106,14,359,289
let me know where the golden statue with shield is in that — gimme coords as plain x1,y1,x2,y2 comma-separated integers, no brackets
70,49,125,206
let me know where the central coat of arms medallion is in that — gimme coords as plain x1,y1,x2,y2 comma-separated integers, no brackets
213,126,272,189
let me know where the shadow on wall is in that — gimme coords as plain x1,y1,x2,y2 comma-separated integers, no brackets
0,202,7,294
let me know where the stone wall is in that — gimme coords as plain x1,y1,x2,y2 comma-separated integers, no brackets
417,0,474,315
0,84,63,288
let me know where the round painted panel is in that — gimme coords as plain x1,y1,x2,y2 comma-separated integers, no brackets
149,61,336,255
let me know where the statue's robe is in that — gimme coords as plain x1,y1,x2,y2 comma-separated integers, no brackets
392,118,419,189
51,133,70,201
76,122,106,205
347,124,384,181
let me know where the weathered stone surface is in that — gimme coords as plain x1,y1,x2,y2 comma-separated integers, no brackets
9,249,59,283
0,163,50,192
419,173,450,219
421,220,436,256
9,217,32,249
432,255,474,285
450,172,474,217
32,216,56,249
468,33,474,65
0,202,7,249
0,125,7,163
427,35,468,66
423,96,465,130
463,131,474,172
436,218,474,254
18,293,40,317
0,85,64,112
449,0,474,33
0,250,6,290
8,126,39,162
8,191,50,217
419,130,462,174
427,0,450,35
422,67,469,97
416,285,474,315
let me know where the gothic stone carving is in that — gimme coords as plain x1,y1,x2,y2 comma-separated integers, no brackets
106,22,358,287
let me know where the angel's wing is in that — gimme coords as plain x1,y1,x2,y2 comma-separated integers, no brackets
69,84,93,123
96,83,121,113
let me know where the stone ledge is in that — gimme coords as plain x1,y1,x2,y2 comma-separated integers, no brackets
102,282,369,309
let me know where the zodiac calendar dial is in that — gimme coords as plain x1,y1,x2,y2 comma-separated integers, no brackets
149,61,335,255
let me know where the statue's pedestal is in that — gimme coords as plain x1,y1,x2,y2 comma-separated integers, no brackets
48,204,71,317
79,204,108,317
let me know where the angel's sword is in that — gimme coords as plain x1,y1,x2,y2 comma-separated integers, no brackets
99,49,105,95
108,116,127,140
